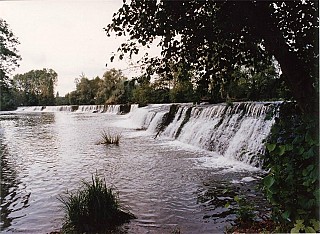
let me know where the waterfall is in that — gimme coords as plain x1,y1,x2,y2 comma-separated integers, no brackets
104,105,121,114
76,105,105,113
127,104,171,129
13,102,279,166
16,106,46,112
45,106,73,112
14,104,125,114
127,102,279,167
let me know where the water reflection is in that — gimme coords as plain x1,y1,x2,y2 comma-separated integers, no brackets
197,180,237,219
13,112,55,127
0,142,29,230
0,113,60,232
196,174,270,231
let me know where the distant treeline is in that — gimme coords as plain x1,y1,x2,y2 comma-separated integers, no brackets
1,68,57,110
2,63,291,110
59,63,291,107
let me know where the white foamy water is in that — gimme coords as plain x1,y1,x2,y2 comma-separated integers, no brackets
117,102,278,167
16,104,122,114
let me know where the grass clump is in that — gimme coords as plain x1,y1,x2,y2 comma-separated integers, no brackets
59,174,135,233
98,130,121,145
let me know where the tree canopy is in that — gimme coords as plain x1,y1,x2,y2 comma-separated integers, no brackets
105,0,318,113
13,69,58,106
0,18,21,110
0,18,21,81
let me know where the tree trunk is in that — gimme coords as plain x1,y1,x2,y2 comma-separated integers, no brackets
253,4,318,115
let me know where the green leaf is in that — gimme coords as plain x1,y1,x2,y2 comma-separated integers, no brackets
310,219,320,231
297,209,307,215
291,227,301,233
305,131,315,145
303,147,315,159
296,219,304,226
297,146,305,155
293,136,303,144
279,145,286,156
225,202,230,208
291,220,305,233
264,175,275,189
266,143,276,152
234,195,240,203
222,189,228,194
285,144,293,151
313,189,320,204
281,210,291,221
304,226,316,233
302,165,314,176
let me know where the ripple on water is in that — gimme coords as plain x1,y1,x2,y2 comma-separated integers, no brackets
0,112,266,233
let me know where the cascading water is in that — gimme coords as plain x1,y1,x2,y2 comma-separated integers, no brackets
15,104,122,114
13,102,278,167
125,104,171,129
16,106,46,112
76,105,105,112
125,102,279,167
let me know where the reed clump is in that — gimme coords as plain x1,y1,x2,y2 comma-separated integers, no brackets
59,174,135,233
99,130,121,145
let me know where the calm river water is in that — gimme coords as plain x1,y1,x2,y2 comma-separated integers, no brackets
0,110,267,233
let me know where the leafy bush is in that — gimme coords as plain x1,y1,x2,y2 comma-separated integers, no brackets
233,195,255,223
263,103,319,232
59,174,134,233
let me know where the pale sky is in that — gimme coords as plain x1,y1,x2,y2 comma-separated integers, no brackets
1,1,158,95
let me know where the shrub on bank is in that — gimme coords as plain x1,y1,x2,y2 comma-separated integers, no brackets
59,174,135,233
262,103,319,232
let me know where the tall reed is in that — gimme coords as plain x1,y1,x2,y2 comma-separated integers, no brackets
59,174,134,233
99,130,121,145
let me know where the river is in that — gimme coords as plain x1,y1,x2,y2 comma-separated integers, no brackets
0,103,274,233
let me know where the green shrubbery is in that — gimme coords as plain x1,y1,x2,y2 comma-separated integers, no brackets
59,174,134,233
233,195,255,223
263,103,319,232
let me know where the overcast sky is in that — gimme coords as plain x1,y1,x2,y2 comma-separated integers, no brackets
1,1,156,95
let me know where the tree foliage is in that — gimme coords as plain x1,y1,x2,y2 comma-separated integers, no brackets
105,0,318,113
0,18,21,110
99,68,127,104
263,103,319,232
12,69,58,106
67,69,128,105
0,18,21,82
64,64,289,106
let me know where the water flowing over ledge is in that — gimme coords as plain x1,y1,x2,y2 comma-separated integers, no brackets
126,102,280,167
15,102,280,167
15,104,136,114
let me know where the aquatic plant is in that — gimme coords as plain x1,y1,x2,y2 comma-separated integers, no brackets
99,130,121,145
58,174,135,233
